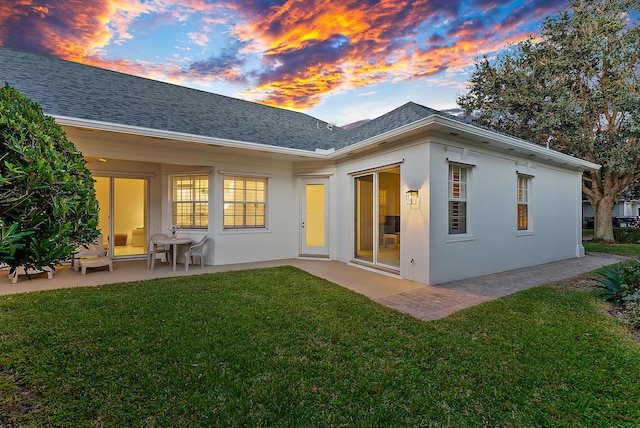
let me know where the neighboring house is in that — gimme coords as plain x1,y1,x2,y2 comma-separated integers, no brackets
0,47,600,285
583,200,640,220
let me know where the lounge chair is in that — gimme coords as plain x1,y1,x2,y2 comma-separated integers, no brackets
74,234,113,275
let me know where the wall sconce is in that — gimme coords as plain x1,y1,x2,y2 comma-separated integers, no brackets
406,189,419,205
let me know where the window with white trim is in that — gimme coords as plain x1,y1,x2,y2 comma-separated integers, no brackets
171,175,209,229
517,174,531,231
448,164,469,234
223,175,267,229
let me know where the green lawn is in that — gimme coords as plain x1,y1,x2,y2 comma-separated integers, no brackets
2,266,640,426
584,241,640,257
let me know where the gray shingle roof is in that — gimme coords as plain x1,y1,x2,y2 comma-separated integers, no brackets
338,102,441,148
0,47,442,151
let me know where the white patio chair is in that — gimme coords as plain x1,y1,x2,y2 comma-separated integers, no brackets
148,233,171,269
74,234,113,275
184,236,208,271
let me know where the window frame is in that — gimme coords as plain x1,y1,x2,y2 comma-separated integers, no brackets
517,174,532,232
222,174,268,230
170,174,209,230
448,164,470,235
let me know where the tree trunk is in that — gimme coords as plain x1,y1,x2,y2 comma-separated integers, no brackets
593,197,616,242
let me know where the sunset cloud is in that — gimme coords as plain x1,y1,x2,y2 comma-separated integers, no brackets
0,0,567,113
229,0,565,109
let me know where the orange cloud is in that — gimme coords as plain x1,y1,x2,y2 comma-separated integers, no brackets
234,0,565,109
230,0,457,108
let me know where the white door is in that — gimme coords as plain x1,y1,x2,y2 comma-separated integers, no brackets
300,177,329,257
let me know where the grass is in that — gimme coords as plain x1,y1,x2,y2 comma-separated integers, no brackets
582,228,640,257
584,241,640,258
582,228,594,237
2,266,640,426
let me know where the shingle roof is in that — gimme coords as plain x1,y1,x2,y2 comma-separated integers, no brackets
338,102,441,148
0,47,440,151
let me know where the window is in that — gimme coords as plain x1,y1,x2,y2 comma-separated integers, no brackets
517,174,531,230
448,164,468,234
223,175,267,229
171,175,209,229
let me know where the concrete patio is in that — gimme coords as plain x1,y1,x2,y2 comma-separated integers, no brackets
0,252,629,321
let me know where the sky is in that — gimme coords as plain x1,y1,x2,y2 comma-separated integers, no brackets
0,0,567,126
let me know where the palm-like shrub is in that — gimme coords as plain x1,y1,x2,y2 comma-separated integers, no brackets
592,263,629,304
0,83,100,273
593,260,640,331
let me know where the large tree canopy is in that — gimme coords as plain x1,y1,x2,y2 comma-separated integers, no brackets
0,83,100,273
457,0,640,242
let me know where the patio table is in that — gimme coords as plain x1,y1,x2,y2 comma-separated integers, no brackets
150,237,192,271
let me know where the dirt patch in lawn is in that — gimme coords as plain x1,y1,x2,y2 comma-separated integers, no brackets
0,367,44,426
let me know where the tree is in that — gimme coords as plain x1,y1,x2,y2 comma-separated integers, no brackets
0,83,100,274
457,0,640,242
622,180,640,201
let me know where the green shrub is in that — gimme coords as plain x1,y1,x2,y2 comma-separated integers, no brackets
0,83,100,273
613,227,640,244
592,260,640,305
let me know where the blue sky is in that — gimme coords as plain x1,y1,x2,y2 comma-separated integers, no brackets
0,0,566,125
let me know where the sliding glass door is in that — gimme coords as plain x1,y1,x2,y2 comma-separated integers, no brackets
354,167,400,270
94,176,149,258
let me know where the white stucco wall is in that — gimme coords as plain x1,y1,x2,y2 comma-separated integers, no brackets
425,139,584,285
162,158,297,266
332,143,430,271
331,136,585,286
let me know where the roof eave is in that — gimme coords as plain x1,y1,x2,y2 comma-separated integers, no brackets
431,115,601,171
54,114,602,171
53,115,327,159
329,114,601,171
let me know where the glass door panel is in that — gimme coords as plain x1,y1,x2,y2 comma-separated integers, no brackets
355,174,374,263
305,185,324,246
94,177,111,251
378,169,400,268
300,178,329,256
113,178,147,257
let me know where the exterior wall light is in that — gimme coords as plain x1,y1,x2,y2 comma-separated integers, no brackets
406,189,419,205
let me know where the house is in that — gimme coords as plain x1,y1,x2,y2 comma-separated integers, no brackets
583,199,640,227
0,47,600,285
